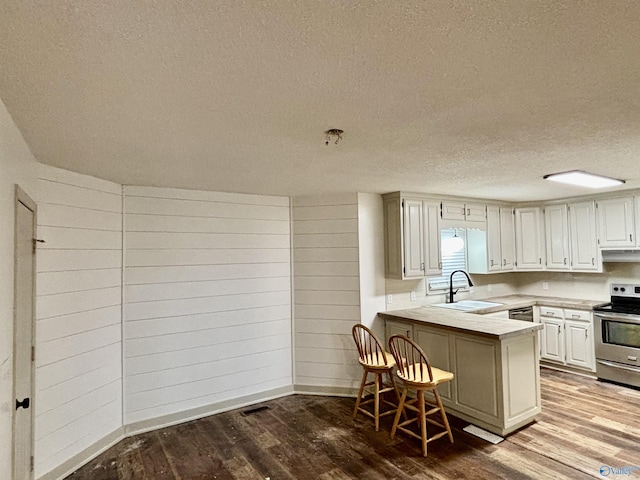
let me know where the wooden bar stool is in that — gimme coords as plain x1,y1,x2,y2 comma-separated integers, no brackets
388,334,454,456
351,324,399,431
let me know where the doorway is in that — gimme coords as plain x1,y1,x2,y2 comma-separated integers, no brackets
13,185,36,480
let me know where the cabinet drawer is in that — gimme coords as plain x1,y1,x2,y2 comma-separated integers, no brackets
539,306,563,318
564,309,591,322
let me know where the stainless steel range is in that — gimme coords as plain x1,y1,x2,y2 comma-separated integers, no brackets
593,284,640,389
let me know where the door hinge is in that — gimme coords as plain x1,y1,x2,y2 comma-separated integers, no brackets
403,266,406,275
31,455,34,471
31,346,35,362
401,199,404,208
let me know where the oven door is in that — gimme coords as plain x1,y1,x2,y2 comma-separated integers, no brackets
594,312,640,386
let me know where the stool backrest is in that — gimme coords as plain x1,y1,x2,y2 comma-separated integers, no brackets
352,324,390,366
388,334,434,383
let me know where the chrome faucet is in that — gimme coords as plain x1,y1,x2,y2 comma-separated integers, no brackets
449,270,474,304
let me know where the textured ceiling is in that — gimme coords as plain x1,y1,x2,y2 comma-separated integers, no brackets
1,1,639,201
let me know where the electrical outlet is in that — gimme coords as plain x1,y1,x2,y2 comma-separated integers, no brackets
542,282,549,290
410,290,416,301
487,284,493,292
387,294,393,304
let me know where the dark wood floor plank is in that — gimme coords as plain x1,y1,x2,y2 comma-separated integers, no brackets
135,432,176,480
157,422,228,479
66,368,640,480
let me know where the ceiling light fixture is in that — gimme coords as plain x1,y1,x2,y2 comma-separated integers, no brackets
325,129,344,146
543,170,625,189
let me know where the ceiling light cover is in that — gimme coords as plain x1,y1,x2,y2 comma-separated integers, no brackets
543,170,625,189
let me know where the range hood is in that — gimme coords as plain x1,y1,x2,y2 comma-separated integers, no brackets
601,250,640,263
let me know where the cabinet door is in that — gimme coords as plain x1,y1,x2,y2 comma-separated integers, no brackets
402,199,424,278
597,197,635,247
423,201,442,275
383,197,403,279
515,207,545,270
465,203,486,223
569,201,600,271
441,201,466,221
544,204,570,270
500,207,516,270
414,326,452,401
564,320,595,371
540,317,564,362
480,205,501,272
386,320,414,342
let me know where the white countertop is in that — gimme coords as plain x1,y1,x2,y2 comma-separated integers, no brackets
379,306,542,340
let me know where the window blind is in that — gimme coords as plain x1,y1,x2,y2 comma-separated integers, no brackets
428,228,469,291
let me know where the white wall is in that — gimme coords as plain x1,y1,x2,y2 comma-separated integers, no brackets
33,165,123,477
385,273,520,311
512,263,637,301
123,186,292,425
357,193,386,338
0,99,38,480
292,194,361,393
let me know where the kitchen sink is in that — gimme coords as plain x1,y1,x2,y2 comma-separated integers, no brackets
431,300,503,312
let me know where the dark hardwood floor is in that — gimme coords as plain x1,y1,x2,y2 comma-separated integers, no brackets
66,368,640,479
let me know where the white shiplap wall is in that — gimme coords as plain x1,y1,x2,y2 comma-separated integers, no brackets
34,165,123,477
123,186,292,425
292,194,362,392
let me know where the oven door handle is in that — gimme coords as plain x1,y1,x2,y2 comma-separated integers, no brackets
597,360,640,373
594,312,640,324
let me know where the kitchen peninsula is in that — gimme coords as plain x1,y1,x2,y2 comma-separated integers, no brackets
379,306,543,436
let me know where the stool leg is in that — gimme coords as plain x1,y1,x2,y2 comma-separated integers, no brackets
353,368,368,419
434,389,454,443
391,387,407,439
374,372,381,431
418,390,427,456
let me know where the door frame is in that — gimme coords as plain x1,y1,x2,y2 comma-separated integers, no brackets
13,184,37,479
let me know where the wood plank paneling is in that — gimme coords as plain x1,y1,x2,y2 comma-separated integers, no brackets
123,186,292,424
292,194,361,390
34,165,123,478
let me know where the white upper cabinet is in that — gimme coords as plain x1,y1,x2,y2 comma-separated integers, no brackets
596,196,635,248
486,205,502,272
403,198,425,278
499,207,516,270
544,204,570,270
441,201,486,223
468,205,515,274
383,194,441,280
569,201,601,271
515,207,545,270
423,201,442,275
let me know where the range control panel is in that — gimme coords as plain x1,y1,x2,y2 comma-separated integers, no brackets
610,283,640,298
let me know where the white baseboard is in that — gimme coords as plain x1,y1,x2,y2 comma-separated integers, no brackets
294,384,358,398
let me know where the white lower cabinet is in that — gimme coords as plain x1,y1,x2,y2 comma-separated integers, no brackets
564,319,594,370
539,307,595,372
540,317,564,362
